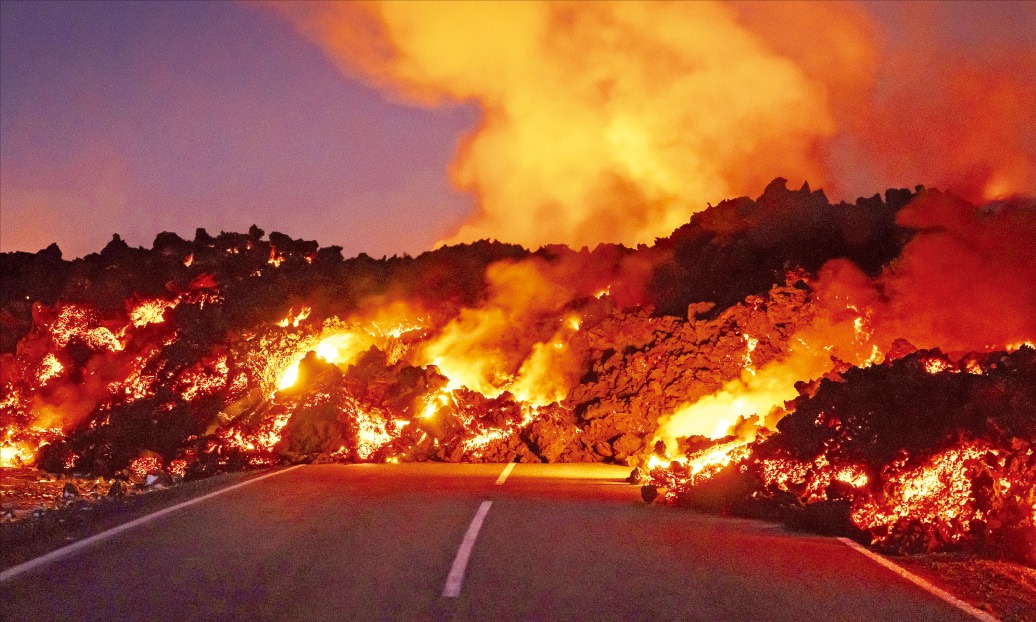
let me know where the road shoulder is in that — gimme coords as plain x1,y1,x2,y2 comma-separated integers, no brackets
893,553,1036,622
1,468,279,572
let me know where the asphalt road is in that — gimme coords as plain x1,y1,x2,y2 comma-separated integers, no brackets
1,463,982,621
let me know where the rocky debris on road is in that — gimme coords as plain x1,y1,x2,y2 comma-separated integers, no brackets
108,480,127,498
626,467,648,485
144,472,173,488
61,483,79,499
0,466,187,526
640,485,659,503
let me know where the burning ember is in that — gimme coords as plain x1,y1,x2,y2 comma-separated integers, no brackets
2,182,1034,564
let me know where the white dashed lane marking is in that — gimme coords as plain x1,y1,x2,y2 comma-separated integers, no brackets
442,500,494,598
495,462,516,485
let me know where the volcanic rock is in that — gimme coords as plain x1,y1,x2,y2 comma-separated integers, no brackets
145,472,173,488
641,485,659,503
108,480,127,497
4,182,1033,566
627,467,648,485
995,527,1036,567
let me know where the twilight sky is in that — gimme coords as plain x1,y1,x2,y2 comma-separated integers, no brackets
2,1,1034,258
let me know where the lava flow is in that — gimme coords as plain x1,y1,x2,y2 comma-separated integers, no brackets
2,181,1034,565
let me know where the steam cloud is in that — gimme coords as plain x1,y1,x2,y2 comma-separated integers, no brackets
272,1,1035,250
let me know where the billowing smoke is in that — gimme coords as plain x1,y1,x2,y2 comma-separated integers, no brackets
272,1,838,248
837,191,1036,353
271,1,1035,250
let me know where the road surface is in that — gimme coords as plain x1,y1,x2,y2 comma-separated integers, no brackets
1,463,983,621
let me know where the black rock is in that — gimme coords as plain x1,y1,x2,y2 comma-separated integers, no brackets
641,485,659,503
108,480,127,497
627,467,648,485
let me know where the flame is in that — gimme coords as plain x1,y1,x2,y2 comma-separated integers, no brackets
685,439,753,481
922,356,952,375
647,438,754,500
962,359,984,375
268,247,285,267
276,306,311,328
274,313,426,391
219,411,293,454
757,452,870,503
355,409,394,460
651,326,839,453
461,427,509,454
509,329,582,407
421,389,451,419
50,304,124,351
0,427,63,468
417,260,578,400
742,334,759,375
36,354,63,386
313,332,365,365
168,459,188,477
277,362,301,391
274,1,839,249
0,442,35,468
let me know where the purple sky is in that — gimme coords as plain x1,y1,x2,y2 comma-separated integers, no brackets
1,0,477,258
2,1,1033,258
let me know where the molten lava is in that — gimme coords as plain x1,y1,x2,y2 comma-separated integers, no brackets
1,182,1033,563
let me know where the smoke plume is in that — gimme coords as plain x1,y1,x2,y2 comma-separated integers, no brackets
272,1,1035,250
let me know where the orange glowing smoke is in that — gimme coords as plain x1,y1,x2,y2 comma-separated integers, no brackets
822,191,1036,356
415,259,584,404
273,1,1035,249
274,1,837,248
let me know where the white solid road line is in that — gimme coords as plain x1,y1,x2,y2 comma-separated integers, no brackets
495,462,516,485
0,465,303,584
442,500,493,598
836,537,1000,622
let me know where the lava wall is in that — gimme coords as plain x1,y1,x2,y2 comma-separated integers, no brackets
2,180,1034,560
